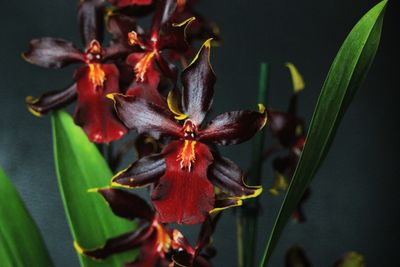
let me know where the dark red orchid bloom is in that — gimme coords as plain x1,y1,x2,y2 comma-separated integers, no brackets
75,188,212,266
267,63,310,222
109,40,266,224
23,0,131,143
125,0,193,87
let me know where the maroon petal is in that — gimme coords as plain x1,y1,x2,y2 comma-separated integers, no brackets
97,188,154,221
151,141,215,225
78,0,105,46
112,154,165,188
150,0,177,38
208,156,262,199
22,38,84,68
109,0,153,7
268,110,305,148
25,83,77,116
181,39,216,126
194,256,214,267
111,94,182,139
199,108,267,145
73,64,127,143
157,17,195,52
77,225,152,260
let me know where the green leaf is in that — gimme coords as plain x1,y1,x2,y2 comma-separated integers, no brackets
52,110,136,267
260,1,387,266
0,167,53,266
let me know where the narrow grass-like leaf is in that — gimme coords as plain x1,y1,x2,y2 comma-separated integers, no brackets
52,110,136,267
0,167,53,266
260,1,387,266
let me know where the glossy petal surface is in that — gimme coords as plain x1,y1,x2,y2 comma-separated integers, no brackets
152,141,215,224
199,110,266,145
74,64,127,143
23,38,84,68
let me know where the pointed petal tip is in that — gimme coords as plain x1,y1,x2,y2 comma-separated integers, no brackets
25,96,43,117
73,240,85,255
172,16,196,27
285,62,305,94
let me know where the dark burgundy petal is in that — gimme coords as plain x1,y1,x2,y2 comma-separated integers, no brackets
112,154,165,188
157,17,194,52
22,38,84,68
109,0,153,7
25,83,77,116
77,224,152,260
78,0,105,46
73,64,127,143
208,156,262,199
181,39,216,125
151,0,177,38
285,245,312,267
152,141,215,225
195,214,220,250
199,108,267,145
97,188,154,221
268,110,305,148
111,94,182,139
135,134,161,158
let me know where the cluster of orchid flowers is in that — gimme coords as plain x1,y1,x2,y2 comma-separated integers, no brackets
23,0,310,266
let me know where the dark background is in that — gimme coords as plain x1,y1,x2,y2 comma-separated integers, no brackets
1,0,399,266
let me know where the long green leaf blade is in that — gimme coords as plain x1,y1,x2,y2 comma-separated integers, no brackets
52,110,134,267
260,1,387,266
0,167,53,266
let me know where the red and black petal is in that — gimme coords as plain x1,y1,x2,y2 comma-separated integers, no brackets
25,83,77,116
181,39,216,126
109,0,153,8
22,38,84,68
112,154,165,188
77,224,152,260
78,0,105,46
199,109,267,146
97,188,154,221
111,95,182,139
152,141,215,225
208,156,262,199
73,64,127,143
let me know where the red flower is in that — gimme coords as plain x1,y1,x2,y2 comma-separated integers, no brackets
110,40,267,224
23,0,130,143
125,0,194,86
109,0,153,8
76,188,214,266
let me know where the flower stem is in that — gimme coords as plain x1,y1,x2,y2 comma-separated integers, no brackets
238,62,269,267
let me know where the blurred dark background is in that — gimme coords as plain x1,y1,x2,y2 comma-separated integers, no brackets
0,0,399,266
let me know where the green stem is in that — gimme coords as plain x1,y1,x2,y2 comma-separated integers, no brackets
238,63,269,267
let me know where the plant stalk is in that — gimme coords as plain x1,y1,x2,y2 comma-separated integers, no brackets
237,62,269,267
